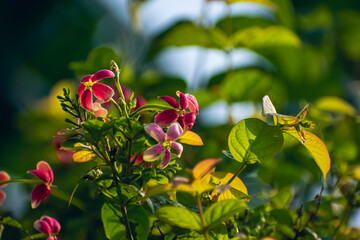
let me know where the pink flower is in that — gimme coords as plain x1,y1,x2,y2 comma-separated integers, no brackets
143,123,183,169
27,161,54,209
155,91,199,130
78,70,115,117
0,171,10,206
34,216,61,240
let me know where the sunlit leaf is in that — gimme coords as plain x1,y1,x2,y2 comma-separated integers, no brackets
191,179,216,195
73,150,97,163
232,26,301,49
155,206,202,231
227,0,276,8
192,158,221,179
208,172,248,200
228,118,284,163
178,131,204,146
283,129,331,180
203,199,246,229
314,96,356,116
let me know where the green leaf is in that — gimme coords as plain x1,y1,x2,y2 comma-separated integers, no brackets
155,206,202,231
221,69,275,103
276,223,296,238
146,21,227,60
314,96,356,116
283,129,331,180
83,119,115,143
232,26,301,49
101,203,126,240
69,47,120,76
228,118,284,163
127,205,149,240
0,216,22,229
203,199,247,229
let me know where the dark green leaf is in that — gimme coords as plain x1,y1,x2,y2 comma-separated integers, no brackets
127,205,149,240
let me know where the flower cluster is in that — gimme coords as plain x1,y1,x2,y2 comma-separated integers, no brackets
34,216,61,240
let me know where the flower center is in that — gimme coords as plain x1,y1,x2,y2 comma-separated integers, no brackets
83,80,94,90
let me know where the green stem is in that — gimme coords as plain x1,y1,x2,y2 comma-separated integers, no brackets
110,98,123,115
0,179,43,186
129,104,173,117
196,193,209,240
111,61,129,118
227,161,248,185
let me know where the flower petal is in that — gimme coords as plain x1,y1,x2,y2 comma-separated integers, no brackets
80,75,92,83
166,122,183,142
185,93,199,115
177,91,188,109
34,219,52,236
143,145,164,162
36,161,54,183
50,218,61,233
0,171,10,187
92,83,114,103
41,216,61,234
154,109,178,128
91,70,115,82
93,102,108,118
159,149,171,169
80,89,94,111
185,112,196,130
77,84,86,97
31,184,51,209
170,142,183,157
158,96,179,108
0,190,6,206
177,115,185,129
27,170,50,183
145,124,165,143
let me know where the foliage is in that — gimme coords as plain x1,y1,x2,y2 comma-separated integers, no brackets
2,0,360,239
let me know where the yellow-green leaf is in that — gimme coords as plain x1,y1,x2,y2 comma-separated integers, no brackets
227,0,276,8
208,172,248,201
283,129,331,180
73,150,97,163
228,118,284,163
232,26,301,49
156,206,202,231
192,158,221,179
178,131,204,146
314,96,356,116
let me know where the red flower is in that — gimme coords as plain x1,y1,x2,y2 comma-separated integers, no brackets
34,216,61,240
155,91,199,130
0,171,10,206
78,70,115,117
27,161,54,208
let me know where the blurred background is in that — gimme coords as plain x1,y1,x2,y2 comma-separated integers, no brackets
1,0,360,239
